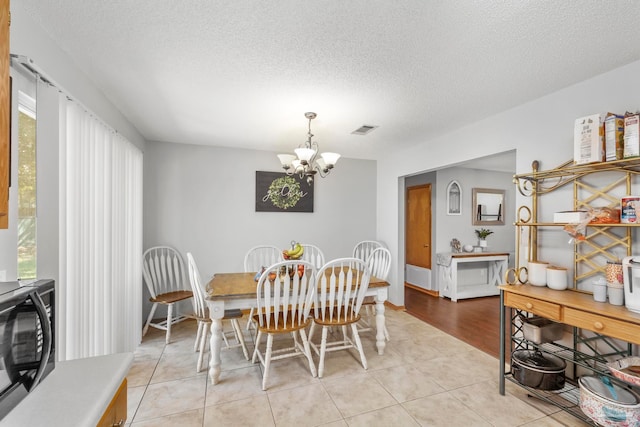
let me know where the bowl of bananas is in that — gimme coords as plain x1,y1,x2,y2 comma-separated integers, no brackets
283,241,304,260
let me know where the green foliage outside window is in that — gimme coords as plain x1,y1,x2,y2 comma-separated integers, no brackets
18,109,36,279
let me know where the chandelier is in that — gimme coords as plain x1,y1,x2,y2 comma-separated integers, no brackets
277,112,341,184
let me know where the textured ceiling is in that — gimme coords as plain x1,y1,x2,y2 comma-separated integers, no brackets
17,1,640,162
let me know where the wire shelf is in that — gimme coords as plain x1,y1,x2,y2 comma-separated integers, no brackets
504,375,596,426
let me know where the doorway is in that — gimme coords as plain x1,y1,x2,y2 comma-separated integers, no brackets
401,152,516,357
405,184,432,293
404,181,501,359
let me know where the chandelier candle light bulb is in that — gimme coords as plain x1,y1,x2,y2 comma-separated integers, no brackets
278,112,341,184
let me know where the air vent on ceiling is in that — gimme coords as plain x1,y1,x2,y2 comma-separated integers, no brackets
351,125,378,135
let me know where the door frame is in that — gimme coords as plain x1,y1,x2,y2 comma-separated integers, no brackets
404,182,435,295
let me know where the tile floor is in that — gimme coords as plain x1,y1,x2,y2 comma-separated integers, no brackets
126,310,590,426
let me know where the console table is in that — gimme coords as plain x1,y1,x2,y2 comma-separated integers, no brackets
437,252,509,302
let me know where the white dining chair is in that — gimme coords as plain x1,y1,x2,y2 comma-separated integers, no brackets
308,257,371,378
243,245,283,330
352,240,385,263
358,247,392,340
252,260,318,390
300,243,325,269
244,245,283,272
142,246,193,344
186,253,249,372
352,241,385,336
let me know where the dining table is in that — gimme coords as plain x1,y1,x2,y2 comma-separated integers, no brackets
204,270,390,385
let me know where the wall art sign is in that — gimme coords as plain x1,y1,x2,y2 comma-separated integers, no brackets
255,171,314,212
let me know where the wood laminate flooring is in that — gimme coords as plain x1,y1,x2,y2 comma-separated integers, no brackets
404,285,507,359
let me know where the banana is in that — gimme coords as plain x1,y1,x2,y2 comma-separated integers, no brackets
282,241,304,259
287,243,304,259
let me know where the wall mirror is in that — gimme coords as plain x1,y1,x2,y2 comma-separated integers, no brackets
472,188,505,225
446,180,461,215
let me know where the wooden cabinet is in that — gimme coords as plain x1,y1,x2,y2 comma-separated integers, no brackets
97,378,127,427
499,158,640,425
500,285,640,425
0,0,9,229
501,284,640,344
503,291,561,320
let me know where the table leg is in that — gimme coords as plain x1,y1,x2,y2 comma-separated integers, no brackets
374,288,388,355
207,300,225,385
499,290,506,395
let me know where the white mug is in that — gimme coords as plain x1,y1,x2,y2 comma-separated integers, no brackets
593,279,607,302
528,261,549,286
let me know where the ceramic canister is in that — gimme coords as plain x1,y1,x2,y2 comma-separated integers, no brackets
546,266,568,290
592,279,607,302
528,261,549,286
608,283,625,306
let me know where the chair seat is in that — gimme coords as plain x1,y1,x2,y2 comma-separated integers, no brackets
253,311,311,334
143,246,193,344
150,290,193,304
314,308,360,326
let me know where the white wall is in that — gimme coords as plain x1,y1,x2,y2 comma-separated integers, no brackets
379,60,640,306
142,141,377,316
434,167,515,255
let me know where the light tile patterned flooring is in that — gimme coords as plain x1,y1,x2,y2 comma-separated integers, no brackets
126,310,590,426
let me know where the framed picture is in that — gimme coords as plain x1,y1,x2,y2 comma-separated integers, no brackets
255,171,314,212
446,180,461,215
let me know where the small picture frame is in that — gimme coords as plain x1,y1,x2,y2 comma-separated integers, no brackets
446,180,461,215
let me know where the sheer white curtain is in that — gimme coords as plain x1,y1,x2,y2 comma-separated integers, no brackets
59,100,143,360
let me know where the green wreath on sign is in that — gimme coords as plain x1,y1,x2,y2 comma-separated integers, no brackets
268,176,302,209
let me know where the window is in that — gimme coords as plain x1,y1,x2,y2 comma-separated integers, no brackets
17,91,36,279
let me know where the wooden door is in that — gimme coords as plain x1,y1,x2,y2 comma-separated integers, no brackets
406,184,431,269
0,0,9,229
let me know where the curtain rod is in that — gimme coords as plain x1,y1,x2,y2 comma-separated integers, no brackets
11,54,58,91
10,54,124,136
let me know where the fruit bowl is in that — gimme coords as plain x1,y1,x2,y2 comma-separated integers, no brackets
283,241,304,260
277,264,305,279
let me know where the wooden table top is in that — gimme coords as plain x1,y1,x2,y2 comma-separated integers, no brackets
499,284,640,326
450,252,509,258
206,271,388,300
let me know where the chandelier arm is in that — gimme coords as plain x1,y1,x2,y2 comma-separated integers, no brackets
308,141,319,165
315,165,331,178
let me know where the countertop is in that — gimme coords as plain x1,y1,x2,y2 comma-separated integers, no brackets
3,352,133,427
